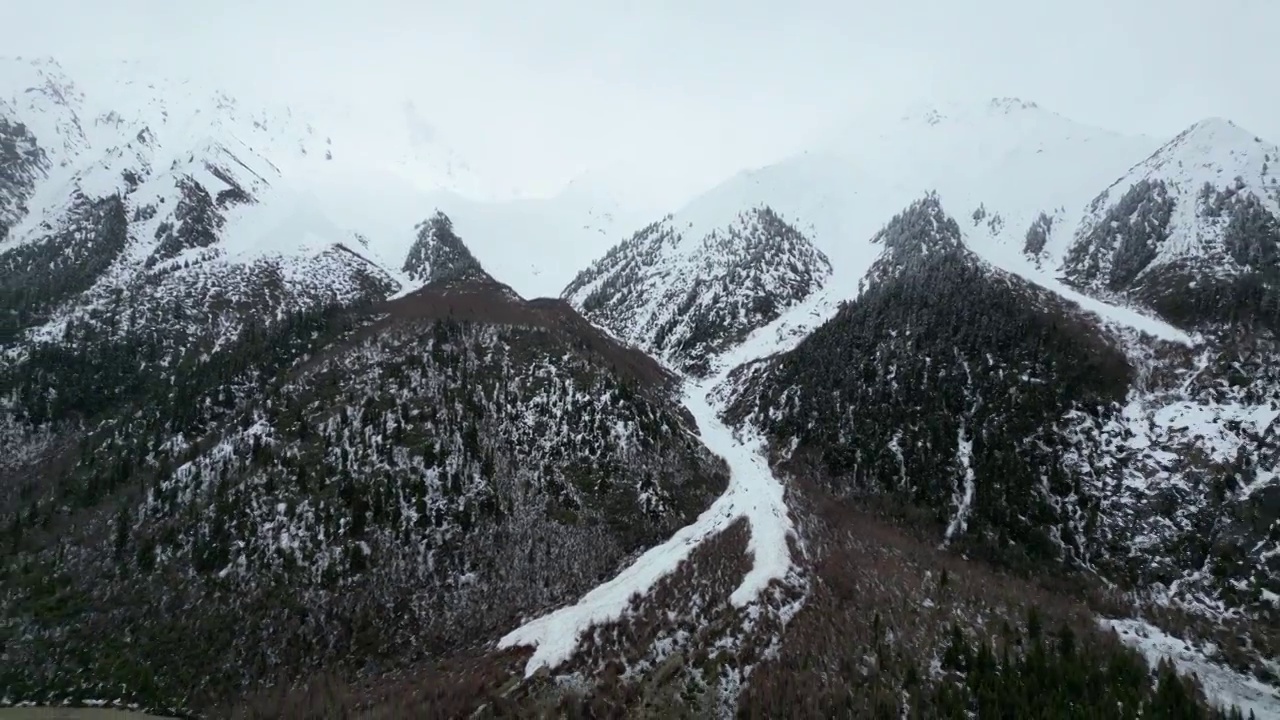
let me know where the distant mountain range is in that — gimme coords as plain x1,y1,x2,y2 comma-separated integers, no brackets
1,57,1277,718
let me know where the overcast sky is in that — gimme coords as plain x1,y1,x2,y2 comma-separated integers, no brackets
8,0,1280,204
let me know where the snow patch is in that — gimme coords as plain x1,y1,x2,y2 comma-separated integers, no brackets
1102,618,1280,719
942,422,976,545
498,367,796,677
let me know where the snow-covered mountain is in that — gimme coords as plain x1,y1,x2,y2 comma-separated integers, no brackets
563,206,832,376
1063,118,1280,334
4,56,1278,717
549,105,1280,716
1066,118,1279,283
642,98,1158,289
0,56,419,311
0,56,499,293
555,96,1166,370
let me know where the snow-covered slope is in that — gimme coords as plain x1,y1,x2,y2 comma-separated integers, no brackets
562,206,831,376
0,56,485,295
1063,118,1280,299
659,97,1158,293
500,370,799,678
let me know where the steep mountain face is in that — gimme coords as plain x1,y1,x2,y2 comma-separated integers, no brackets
563,206,831,376
402,210,485,284
662,98,1158,286
0,56,418,474
2,274,725,709
1055,120,1280,632
719,195,1279,680
723,196,1134,565
0,57,729,711
1063,118,1280,330
0,114,49,240
0,57,410,342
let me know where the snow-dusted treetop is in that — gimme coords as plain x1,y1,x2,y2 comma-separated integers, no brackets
402,211,485,286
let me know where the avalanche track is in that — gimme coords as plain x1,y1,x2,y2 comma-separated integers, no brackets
497,371,795,678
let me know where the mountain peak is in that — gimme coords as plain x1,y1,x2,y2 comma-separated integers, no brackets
563,205,831,375
1181,115,1250,138
1156,116,1271,163
860,193,967,291
894,96,1047,128
1064,115,1280,317
402,210,486,285
872,193,965,255
987,96,1041,114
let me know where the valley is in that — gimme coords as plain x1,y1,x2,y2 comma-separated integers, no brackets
1,56,1278,718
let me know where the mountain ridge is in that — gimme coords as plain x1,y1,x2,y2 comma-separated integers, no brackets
2,58,1278,716
563,205,832,376
568,177,1278,715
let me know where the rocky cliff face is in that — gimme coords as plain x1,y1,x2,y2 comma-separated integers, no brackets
563,206,831,376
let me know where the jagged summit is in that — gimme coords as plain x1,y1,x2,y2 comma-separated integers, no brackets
858,193,968,292
1111,116,1274,189
1062,117,1280,323
563,205,831,375
402,211,486,286
1175,116,1262,146
892,96,1045,127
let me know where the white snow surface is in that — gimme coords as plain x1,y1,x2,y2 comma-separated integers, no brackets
0,56,489,287
968,237,1197,345
1102,618,1280,720
943,423,976,545
1070,117,1280,277
498,365,796,677
417,186,657,299
647,97,1160,296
